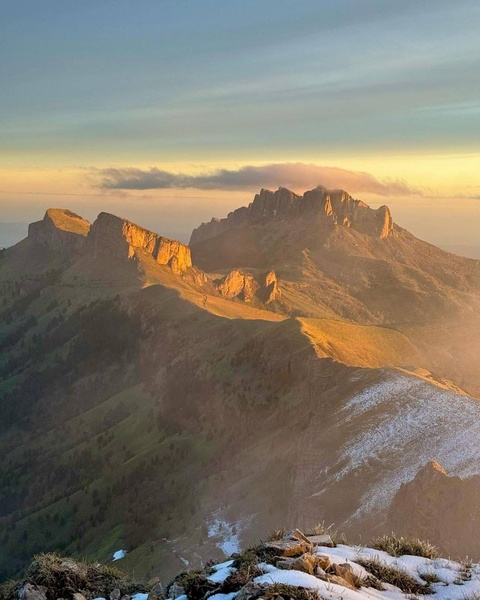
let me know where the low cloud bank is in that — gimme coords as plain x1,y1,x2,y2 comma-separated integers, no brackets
94,163,419,196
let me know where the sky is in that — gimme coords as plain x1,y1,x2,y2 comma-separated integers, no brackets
1,1,480,246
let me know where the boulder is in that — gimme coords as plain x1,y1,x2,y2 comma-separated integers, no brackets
264,539,312,557
277,553,320,575
328,574,358,592
306,534,334,547
147,582,164,600
331,563,360,588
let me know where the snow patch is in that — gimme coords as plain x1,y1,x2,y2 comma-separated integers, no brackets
207,514,251,556
322,371,480,522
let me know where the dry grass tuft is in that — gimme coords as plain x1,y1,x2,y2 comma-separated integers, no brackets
0,553,143,599
356,557,433,595
371,534,439,559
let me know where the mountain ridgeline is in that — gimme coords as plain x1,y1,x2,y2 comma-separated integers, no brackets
1,185,480,581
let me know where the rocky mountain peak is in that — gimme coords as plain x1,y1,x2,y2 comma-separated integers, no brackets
189,185,394,245
28,208,91,254
27,209,192,275
88,212,192,273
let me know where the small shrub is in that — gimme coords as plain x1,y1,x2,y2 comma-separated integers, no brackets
356,557,433,595
309,522,345,545
19,553,142,598
220,565,263,593
267,528,286,541
371,534,439,559
419,572,441,584
357,574,386,591
169,570,218,600
0,579,21,600
231,544,277,570
262,583,320,600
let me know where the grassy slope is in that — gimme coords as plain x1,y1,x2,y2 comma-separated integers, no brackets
0,230,479,582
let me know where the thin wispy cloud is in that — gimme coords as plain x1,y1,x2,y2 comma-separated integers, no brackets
93,163,420,196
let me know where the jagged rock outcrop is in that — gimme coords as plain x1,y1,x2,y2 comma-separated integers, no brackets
28,209,193,275
28,209,90,255
215,269,280,303
386,461,480,560
190,185,394,245
88,212,192,274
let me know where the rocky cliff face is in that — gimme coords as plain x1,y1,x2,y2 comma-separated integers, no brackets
190,185,394,244
88,212,192,274
215,269,280,304
27,210,193,275
387,461,480,559
28,209,91,255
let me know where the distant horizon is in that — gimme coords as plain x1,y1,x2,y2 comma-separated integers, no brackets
2,1,480,250
2,189,480,257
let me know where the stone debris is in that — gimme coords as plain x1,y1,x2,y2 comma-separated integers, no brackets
305,534,334,547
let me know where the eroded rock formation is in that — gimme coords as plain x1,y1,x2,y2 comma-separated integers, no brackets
28,209,91,255
215,269,280,304
190,185,394,244
88,212,192,274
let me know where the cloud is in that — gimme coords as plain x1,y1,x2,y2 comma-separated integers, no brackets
93,163,420,196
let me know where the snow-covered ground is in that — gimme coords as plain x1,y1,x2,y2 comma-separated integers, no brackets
208,518,241,555
163,543,480,600
314,370,480,524
254,543,480,600
207,513,253,556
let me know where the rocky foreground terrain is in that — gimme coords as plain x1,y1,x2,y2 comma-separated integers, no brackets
1,186,480,580
3,529,480,600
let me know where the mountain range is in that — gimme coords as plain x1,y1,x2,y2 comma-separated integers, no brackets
1,186,479,581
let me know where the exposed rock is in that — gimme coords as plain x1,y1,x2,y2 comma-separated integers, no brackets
147,582,164,600
72,594,87,600
264,539,312,556
190,185,395,245
284,529,312,544
234,582,265,600
168,583,185,599
215,269,255,301
277,553,320,575
28,209,90,255
214,269,280,304
257,270,280,304
19,583,48,600
330,563,360,588
315,555,331,571
305,534,334,547
109,588,121,600
88,212,192,273
327,574,358,592
386,460,480,560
